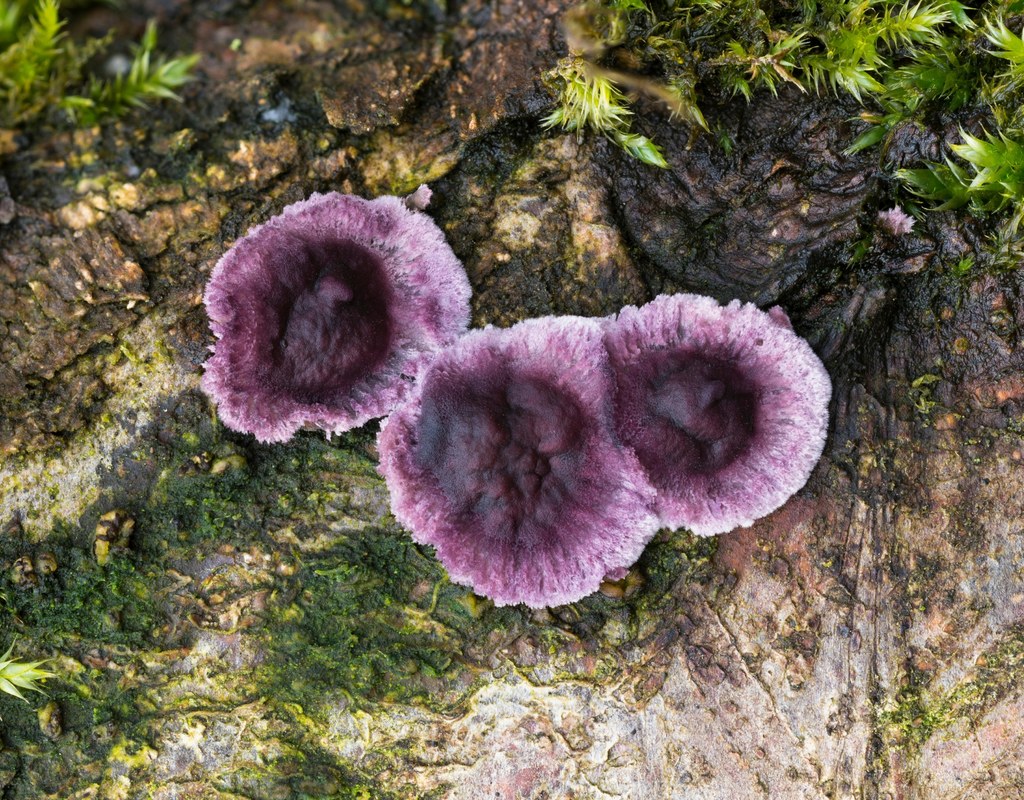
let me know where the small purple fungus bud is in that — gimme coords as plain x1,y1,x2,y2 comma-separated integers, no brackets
404,184,432,211
202,188,471,442
877,206,915,236
604,294,831,536
378,317,658,608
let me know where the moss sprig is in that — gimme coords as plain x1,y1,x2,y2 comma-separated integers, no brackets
0,0,65,124
546,0,975,167
0,0,198,128
544,56,669,167
0,640,53,706
890,16,1024,239
898,128,1024,232
61,21,199,124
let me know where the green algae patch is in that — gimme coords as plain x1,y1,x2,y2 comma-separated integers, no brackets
641,529,718,596
0,522,160,650
880,627,1024,753
216,741,406,800
252,502,724,720
22,556,158,647
113,395,474,712
0,523,162,792
135,401,384,553
258,529,465,714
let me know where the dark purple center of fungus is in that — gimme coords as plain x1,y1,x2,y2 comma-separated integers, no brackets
267,237,393,402
415,368,587,545
620,349,758,485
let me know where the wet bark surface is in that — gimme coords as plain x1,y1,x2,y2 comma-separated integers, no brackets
1,1,1024,798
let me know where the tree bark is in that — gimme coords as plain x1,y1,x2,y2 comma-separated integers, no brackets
1,1,1023,798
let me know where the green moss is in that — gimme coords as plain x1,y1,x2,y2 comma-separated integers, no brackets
543,57,669,167
0,0,197,128
548,0,976,156
551,0,1024,254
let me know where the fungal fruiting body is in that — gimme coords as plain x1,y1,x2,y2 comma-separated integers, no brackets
378,317,658,608
604,294,831,536
202,189,471,442
877,206,915,236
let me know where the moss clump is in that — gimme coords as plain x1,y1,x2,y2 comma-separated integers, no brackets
548,0,1024,255
547,0,977,156
544,56,669,167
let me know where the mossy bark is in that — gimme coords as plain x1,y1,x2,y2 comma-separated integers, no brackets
1,1,1023,798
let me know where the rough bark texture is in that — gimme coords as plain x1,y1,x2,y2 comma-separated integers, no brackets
1,1,1023,798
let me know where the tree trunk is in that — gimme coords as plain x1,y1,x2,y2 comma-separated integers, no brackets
1,1,1023,798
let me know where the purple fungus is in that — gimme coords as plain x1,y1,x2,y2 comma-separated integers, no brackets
201,188,471,442
378,317,658,608
877,206,915,236
604,294,831,536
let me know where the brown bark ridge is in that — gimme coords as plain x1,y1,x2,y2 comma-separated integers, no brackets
1,1,1023,798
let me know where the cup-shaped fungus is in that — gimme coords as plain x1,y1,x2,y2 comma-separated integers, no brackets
378,317,658,608
202,189,471,442
604,294,831,536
